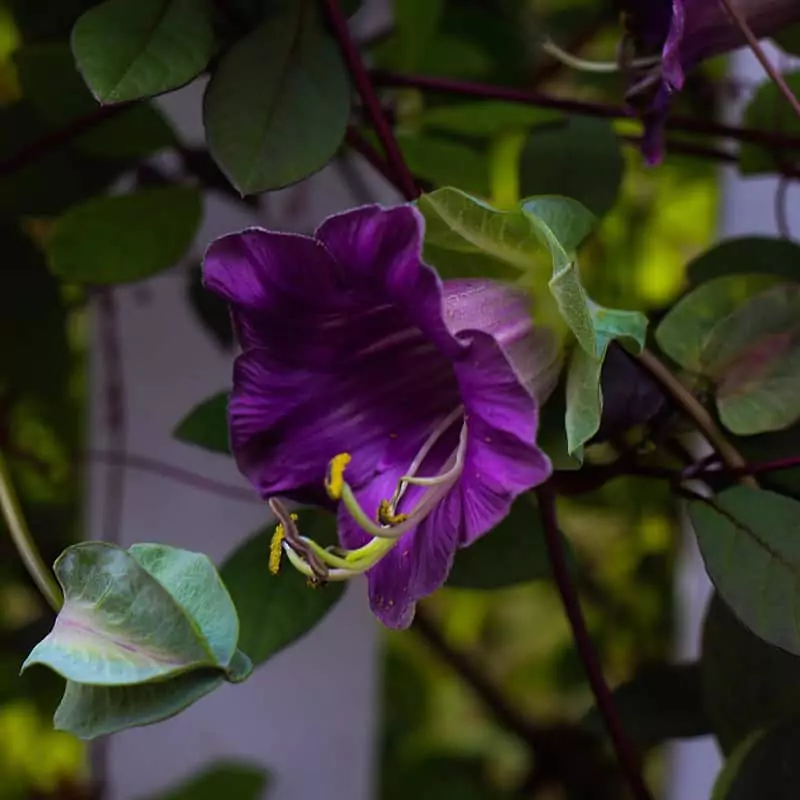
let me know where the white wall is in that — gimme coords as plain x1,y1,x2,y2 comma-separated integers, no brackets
87,70,396,800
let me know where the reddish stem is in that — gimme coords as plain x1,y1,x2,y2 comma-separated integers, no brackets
321,0,419,201
372,70,800,155
536,486,654,800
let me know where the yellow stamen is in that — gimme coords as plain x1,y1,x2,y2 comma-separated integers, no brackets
377,499,409,526
325,453,352,500
269,523,285,574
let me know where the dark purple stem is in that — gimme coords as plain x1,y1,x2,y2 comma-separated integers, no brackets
372,70,800,155
0,103,129,179
321,0,419,201
535,486,654,800
88,450,259,503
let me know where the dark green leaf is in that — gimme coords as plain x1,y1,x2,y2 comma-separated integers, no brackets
419,102,561,139
655,274,778,373
221,511,345,666
47,187,202,284
520,117,624,218
701,284,800,435
446,495,556,589
187,265,234,349
776,24,800,56
148,761,269,800
0,101,127,215
382,755,508,800
0,221,69,395
15,44,175,158
702,594,800,754
373,0,444,73
9,0,97,41
173,392,231,455
583,662,710,751
55,670,225,740
71,0,217,103
687,237,800,285
711,717,800,800
739,73,800,175
203,5,349,194
689,487,800,656
736,424,800,501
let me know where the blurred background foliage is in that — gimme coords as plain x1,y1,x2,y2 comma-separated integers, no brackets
0,0,723,796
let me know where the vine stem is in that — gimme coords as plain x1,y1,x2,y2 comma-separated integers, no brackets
371,69,800,154
535,485,654,800
718,0,800,121
0,449,61,611
321,0,419,201
635,348,757,488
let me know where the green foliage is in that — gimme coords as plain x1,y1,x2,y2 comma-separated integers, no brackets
419,102,560,138
46,187,202,283
417,187,646,456
447,496,563,589
173,392,231,455
738,73,800,175
520,117,623,218
687,237,800,284
146,760,269,800
700,285,800,435
71,0,217,103
22,543,252,739
583,662,710,751
711,718,800,800
220,512,345,667
15,44,175,158
702,594,800,755
689,488,800,657
203,3,349,194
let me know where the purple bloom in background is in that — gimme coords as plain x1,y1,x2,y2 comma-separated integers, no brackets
621,0,800,162
203,204,555,628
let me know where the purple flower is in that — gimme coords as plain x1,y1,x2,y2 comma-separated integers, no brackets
621,0,800,162
203,204,555,628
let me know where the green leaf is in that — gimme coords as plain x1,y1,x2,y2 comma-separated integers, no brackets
203,5,349,195
394,133,489,197
47,188,202,284
14,44,175,158
23,542,241,684
9,0,97,41
687,237,800,285
583,662,710,751
700,284,800,435
689,487,800,656
736,423,800,501
520,117,624,218
702,594,800,754
71,0,217,103
776,24,800,56
373,0,444,73
382,755,509,800
54,670,225,740
711,717,800,800
420,102,560,138
655,274,779,373
446,496,561,589
417,188,646,455
739,73,800,175
173,392,231,455
221,511,345,666
148,760,269,800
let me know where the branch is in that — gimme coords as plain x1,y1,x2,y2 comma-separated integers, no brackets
372,70,800,156
535,486,654,800
718,0,800,121
635,348,757,488
321,0,419,201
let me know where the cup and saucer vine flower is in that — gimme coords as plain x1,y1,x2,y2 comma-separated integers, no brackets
203,204,557,628
618,0,800,162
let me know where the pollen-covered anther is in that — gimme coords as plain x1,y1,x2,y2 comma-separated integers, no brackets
325,452,352,500
377,499,409,526
269,523,285,575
